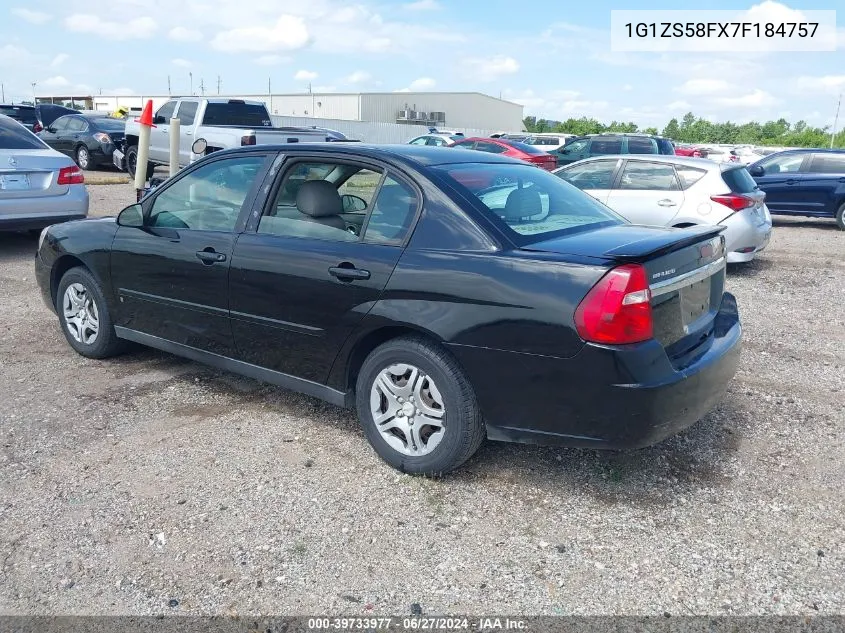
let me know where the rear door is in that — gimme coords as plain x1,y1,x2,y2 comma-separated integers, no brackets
750,152,809,214
228,154,421,384
110,151,272,354
800,153,845,217
605,160,684,226
175,100,199,167
555,158,620,203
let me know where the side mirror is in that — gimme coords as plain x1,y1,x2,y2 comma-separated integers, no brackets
116,204,144,227
748,165,764,177
191,138,208,155
341,194,367,212
45,126,56,133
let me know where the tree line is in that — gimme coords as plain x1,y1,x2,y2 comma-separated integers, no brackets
523,112,844,148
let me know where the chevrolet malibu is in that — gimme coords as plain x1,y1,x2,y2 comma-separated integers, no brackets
35,144,742,475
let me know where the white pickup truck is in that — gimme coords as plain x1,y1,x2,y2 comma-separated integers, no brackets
116,97,350,177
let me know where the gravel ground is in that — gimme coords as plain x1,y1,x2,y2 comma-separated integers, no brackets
0,189,843,616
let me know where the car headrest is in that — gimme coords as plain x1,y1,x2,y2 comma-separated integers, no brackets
296,179,343,218
502,187,542,220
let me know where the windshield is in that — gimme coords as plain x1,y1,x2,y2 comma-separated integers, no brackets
202,103,272,127
509,141,547,155
436,163,624,244
525,137,559,146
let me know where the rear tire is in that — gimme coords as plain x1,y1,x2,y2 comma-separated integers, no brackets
356,336,485,475
57,267,126,359
836,203,845,231
75,145,92,171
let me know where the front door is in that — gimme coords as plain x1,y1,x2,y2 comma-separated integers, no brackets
800,153,845,217
110,152,271,355
605,160,684,226
229,156,421,383
752,152,809,214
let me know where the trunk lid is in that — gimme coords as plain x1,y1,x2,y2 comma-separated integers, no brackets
524,224,728,363
0,149,75,198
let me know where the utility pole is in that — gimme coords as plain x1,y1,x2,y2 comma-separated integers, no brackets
831,93,842,149
199,78,205,96
217,75,221,95
1,83,4,102
167,75,171,95
308,82,312,94
189,72,193,95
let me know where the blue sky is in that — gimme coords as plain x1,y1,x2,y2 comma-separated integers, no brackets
1,0,843,129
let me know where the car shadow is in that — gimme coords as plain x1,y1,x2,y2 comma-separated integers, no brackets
772,217,839,231
726,257,773,278
0,231,38,262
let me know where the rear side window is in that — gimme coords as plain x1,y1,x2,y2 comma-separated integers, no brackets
675,166,707,190
475,141,507,154
0,106,37,124
656,138,675,154
808,154,845,174
722,167,759,193
0,117,49,149
203,103,272,127
618,162,679,191
508,141,546,155
66,118,87,132
627,137,657,154
590,137,623,155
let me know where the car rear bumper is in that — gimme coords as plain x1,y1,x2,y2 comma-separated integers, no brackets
450,292,742,449
0,186,88,231
720,206,772,263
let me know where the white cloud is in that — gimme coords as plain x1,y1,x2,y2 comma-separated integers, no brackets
171,58,192,68
345,71,372,84
462,55,519,81
0,44,32,67
211,15,309,52
667,100,692,111
50,53,69,68
364,38,391,52
254,54,290,66
294,69,318,81
65,14,157,39
168,26,202,42
394,88,411,93
712,89,775,108
43,76,71,88
409,77,436,91
677,79,731,96
405,0,439,10
793,75,845,95
11,8,50,24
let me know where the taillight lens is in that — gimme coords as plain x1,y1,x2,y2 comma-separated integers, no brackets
57,165,84,185
693,150,701,158
93,132,111,144
711,193,755,212
33,122,43,133
240,135,256,146
574,264,653,345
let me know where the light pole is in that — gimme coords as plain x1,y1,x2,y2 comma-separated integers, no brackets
189,72,193,96
31,81,37,104
830,93,842,149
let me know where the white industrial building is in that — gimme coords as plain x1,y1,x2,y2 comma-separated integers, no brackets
36,91,525,133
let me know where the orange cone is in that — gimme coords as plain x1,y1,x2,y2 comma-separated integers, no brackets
135,99,156,127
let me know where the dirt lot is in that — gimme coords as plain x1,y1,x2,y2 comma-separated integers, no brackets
0,185,843,616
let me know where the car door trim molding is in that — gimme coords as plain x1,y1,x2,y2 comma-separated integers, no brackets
118,287,229,317
114,326,349,407
230,309,323,336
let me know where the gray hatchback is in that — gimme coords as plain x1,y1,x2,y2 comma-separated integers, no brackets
0,114,88,232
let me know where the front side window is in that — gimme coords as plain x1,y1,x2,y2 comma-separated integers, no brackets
155,101,177,123
148,155,267,231
409,136,427,145
557,160,618,190
437,163,623,244
561,140,588,154
177,101,199,126
618,162,680,191
759,153,804,174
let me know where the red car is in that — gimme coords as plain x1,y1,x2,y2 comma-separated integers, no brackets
452,137,557,171
673,143,703,158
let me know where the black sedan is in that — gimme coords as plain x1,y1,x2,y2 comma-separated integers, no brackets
37,113,126,170
35,144,742,474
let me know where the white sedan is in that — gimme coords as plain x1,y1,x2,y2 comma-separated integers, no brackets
554,155,772,263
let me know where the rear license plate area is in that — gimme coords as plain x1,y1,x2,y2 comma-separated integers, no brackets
0,174,30,191
680,277,711,331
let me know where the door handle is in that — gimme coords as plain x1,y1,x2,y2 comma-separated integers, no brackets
196,250,227,264
657,199,677,207
185,131,193,136
329,265,370,281
786,179,798,185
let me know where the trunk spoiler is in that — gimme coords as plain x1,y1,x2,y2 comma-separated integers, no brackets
601,225,725,260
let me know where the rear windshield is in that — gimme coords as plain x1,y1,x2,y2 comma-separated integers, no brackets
435,163,623,244
0,106,37,123
202,103,272,127
508,141,547,155
93,117,127,131
0,117,48,149
525,137,559,146
721,167,758,193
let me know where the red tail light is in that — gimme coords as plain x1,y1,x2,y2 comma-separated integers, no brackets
711,193,754,212
240,135,256,146
574,264,653,345
692,150,701,158
33,122,43,133
57,165,84,185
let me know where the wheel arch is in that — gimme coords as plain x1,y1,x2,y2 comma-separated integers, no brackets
50,255,92,309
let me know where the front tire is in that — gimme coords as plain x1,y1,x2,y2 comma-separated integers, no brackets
57,267,125,359
356,336,485,475
836,203,845,231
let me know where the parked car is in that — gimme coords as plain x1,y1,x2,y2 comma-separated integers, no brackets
491,132,531,141
674,144,703,158
0,104,38,132
451,137,557,171
37,113,127,170
698,146,739,164
35,143,741,474
729,146,764,165
550,133,676,166
555,156,772,262
0,114,88,232
33,104,79,133
522,133,574,152
119,97,350,177
748,149,845,229
408,133,462,147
